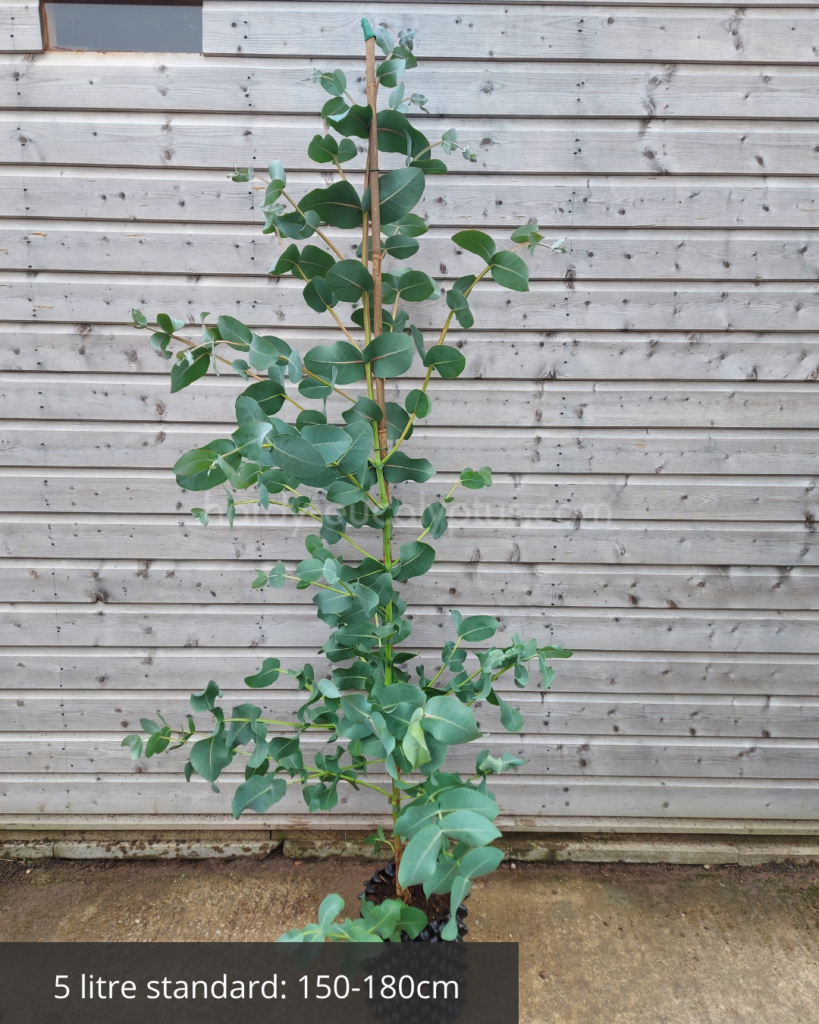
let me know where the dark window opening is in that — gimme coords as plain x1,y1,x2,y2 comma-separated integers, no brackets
42,0,202,53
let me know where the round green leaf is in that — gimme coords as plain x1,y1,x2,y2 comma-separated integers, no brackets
423,859,462,898
269,433,326,482
405,389,431,418
457,614,499,643
459,466,493,490
325,259,374,302
231,775,286,817
298,244,336,280
337,138,358,163
217,315,252,347
423,345,466,379
231,420,273,462
342,396,383,425
397,270,436,302
498,695,525,733
269,243,301,276
449,876,472,921
410,158,448,174
325,479,368,506
458,846,505,879
511,223,540,243
190,733,233,783
377,109,430,158
383,233,419,260
394,801,442,841
274,210,317,240
318,893,345,935
329,104,372,138
452,230,496,263
317,69,346,97
176,439,238,491
383,452,435,484
375,683,426,714
321,96,348,119
300,181,363,229
384,213,428,237
421,500,447,539
362,331,414,378
397,824,443,889
393,540,435,581
379,167,425,224
302,275,338,313
490,249,530,291
173,448,217,477
422,695,481,744
446,288,474,329
301,423,353,465
170,347,209,393
298,376,332,399
244,657,281,688
241,379,286,416
439,809,501,846
336,421,373,475
307,133,338,163
376,57,406,88
385,401,413,443
340,501,387,530
248,334,290,371
438,787,498,820
304,341,366,384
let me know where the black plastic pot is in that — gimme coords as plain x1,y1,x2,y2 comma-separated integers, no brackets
362,862,469,942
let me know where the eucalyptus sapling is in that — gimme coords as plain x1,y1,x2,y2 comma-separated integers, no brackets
124,17,570,944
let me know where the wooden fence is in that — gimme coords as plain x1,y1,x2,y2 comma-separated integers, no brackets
1,0,818,829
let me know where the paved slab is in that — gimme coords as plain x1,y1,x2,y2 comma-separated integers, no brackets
1,857,817,1023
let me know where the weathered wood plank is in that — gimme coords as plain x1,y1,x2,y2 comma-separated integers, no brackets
2,468,817,522
3,733,818,779
4,649,817,696
202,4,819,64
7,52,819,119
3,422,817,475
2,603,816,653
3,773,816,818
5,274,819,332
6,691,819,739
0,1,41,53
4,560,818,611
4,324,819,382
6,375,819,429
8,112,819,174
4,516,816,566
11,222,819,282
6,169,819,229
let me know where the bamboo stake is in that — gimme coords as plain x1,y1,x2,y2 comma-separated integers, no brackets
365,37,389,469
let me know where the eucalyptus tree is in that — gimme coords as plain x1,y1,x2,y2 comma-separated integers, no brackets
125,18,570,943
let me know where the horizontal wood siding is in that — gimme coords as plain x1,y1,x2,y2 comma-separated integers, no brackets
1,0,817,829
8,112,819,173
5,170,819,228
202,4,819,63
0,1,41,53
10,223,819,280
6,53,819,119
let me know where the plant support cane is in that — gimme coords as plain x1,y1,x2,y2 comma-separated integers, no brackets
124,16,571,944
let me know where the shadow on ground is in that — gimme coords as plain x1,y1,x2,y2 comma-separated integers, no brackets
2,856,818,1023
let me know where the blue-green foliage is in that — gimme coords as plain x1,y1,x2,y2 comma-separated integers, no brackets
125,17,570,944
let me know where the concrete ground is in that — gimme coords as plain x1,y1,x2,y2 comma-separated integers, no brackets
1,855,818,1023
